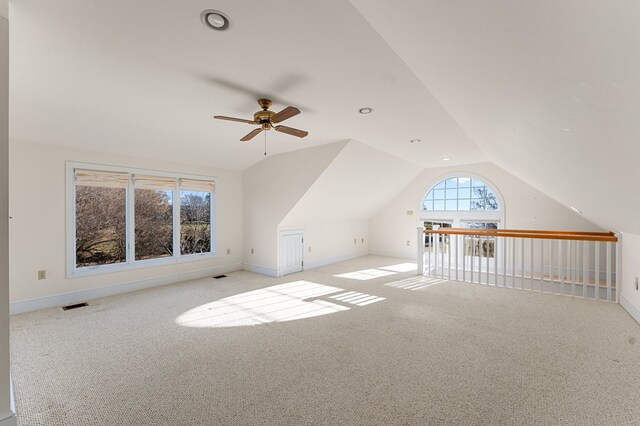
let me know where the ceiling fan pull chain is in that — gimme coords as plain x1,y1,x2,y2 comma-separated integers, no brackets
264,131,267,156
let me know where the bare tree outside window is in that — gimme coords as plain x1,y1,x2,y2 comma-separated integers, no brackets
135,189,173,260
180,190,211,255
471,187,499,211
75,186,126,267
73,168,214,269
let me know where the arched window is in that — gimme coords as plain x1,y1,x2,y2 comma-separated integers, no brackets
420,174,504,260
422,177,499,211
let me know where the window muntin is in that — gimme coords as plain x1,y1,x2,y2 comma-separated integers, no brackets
69,165,216,274
422,177,499,211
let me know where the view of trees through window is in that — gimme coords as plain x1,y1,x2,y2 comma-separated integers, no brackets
74,170,214,269
76,186,127,267
135,189,173,260
180,190,211,255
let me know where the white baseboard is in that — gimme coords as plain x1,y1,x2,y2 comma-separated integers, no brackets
368,249,415,260
304,251,368,271
620,293,640,325
10,263,243,315
242,263,278,277
243,252,369,277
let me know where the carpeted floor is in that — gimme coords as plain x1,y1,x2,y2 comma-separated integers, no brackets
10,256,640,425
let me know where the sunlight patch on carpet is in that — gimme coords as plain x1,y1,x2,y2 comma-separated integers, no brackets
334,268,397,280
379,263,417,273
385,276,448,291
175,281,349,328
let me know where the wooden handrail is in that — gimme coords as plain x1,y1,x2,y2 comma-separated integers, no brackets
424,228,618,242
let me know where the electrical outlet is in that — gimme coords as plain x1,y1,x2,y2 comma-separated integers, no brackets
251,248,254,254
406,240,410,246
37,270,46,280
226,248,230,255
361,238,365,243
354,238,357,244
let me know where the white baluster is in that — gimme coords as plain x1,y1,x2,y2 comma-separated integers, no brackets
606,242,612,302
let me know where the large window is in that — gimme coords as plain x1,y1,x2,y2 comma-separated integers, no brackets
422,177,499,211
69,164,216,275
420,174,504,237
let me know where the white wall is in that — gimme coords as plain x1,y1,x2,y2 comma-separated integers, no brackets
279,221,368,270
280,140,421,270
9,141,243,311
243,141,347,275
620,232,640,324
0,4,15,425
369,162,603,259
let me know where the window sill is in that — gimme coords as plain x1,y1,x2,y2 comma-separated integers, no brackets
68,252,217,279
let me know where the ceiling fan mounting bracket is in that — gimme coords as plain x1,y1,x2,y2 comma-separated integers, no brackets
258,98,272,110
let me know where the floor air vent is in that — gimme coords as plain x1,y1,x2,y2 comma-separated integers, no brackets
213,275,227,279
62,302,88,311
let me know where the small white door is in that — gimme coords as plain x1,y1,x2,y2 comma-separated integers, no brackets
281,232,303,276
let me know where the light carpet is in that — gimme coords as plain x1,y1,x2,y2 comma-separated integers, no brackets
10,256,640,425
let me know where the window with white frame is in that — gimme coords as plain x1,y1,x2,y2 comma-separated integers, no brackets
75,169,128,267
421,176,504,267
69,164,216,275
422,177,499,211
420,174,504,237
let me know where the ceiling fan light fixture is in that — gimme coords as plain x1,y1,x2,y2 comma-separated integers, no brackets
201,10,230,31
358,107,373,115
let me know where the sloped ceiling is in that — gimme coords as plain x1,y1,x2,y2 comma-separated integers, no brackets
351,0,640,234
281,140,422,226
10,0,482,171
11,1,638,233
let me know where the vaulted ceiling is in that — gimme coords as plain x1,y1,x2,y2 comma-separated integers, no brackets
10,0,481,171
351,0,640,234
10,1,639,233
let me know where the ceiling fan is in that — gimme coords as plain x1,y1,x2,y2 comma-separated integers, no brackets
214,99,309,142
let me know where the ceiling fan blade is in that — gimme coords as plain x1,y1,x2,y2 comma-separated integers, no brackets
240,128,264,142
214,115,257,125
275,125,308,138
270,106,300,123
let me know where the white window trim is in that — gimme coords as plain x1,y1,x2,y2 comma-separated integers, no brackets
66,161,217,278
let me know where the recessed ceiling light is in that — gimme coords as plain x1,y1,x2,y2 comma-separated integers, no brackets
441,157,451,161
358,107,373,114
410,139,421,144
201,10,230,31
570,206,582,214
